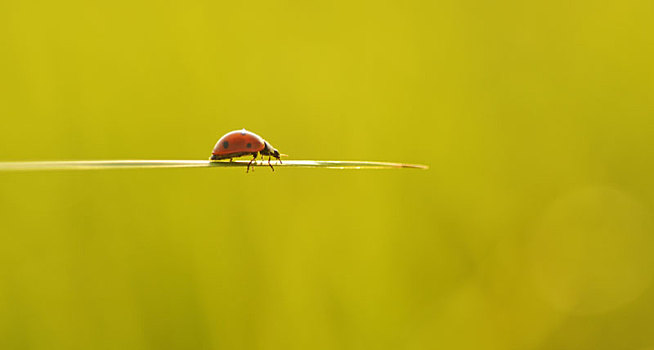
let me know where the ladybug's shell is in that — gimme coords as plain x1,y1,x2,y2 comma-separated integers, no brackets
211,129,266,158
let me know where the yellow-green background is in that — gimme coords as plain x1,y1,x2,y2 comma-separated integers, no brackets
1,0,654,349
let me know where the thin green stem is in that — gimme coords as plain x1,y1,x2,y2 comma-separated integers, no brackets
0,160,428,172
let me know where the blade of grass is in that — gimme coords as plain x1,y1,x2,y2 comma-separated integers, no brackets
0,160,428,172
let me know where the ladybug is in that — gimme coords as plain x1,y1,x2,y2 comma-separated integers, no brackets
209,129,283,172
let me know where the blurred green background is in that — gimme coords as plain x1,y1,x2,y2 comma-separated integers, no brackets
1,0,654,349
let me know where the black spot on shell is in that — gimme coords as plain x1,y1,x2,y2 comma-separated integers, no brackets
223,141,229,149
246,143,252,148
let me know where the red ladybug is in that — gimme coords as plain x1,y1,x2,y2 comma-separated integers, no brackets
210,129,282,172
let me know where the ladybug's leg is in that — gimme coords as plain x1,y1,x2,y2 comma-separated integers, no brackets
268,156,274,171
247,154,257,173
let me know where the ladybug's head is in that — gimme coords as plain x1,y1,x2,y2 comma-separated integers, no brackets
262,141,282,160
